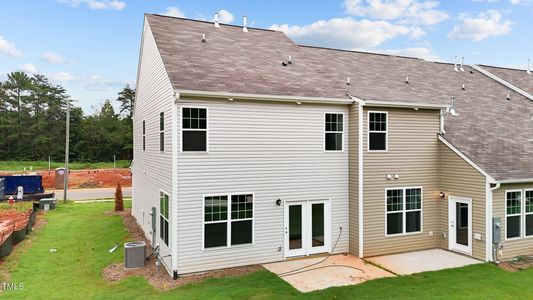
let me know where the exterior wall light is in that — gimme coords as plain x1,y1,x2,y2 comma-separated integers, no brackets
439,192,446,198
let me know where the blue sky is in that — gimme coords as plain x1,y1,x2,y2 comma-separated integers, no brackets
1,0,532,113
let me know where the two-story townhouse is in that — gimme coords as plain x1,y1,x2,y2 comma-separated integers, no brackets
131,14,533,278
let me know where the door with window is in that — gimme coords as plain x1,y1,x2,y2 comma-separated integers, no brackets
284,200,330,258
448,196,472,255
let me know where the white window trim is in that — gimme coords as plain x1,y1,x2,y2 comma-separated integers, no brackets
384,186,423,237
525,189,533,238
505,189,523,241
367,111,388,152
180,106,209,153
159,190,170,247
323,112,345,152
159,112,165,152
142,120,146,152
202,192,255,251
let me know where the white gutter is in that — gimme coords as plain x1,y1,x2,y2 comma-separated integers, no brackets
171,92,179,278
472,65,533,101
497,178,533,184
177,90,354,105
364,100,448,110
348,94,365,258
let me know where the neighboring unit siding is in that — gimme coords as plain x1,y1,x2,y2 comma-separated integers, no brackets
132,19,175,270
438,141,487,261
175,98,349,274
363,107,440,257
348,104,359,256
493,182,533,259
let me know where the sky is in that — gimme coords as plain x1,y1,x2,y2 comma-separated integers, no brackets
1,0,532,113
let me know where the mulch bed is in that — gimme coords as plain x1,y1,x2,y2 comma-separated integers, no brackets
498,258,533,272
103,209,263,290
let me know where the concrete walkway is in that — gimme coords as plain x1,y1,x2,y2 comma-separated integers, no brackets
367,249,482,275
51,187,131,201
264,254,394,293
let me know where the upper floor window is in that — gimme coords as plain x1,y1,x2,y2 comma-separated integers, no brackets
182,107,207,152
386,187,422,235
160,191,169,246
142,120,146,151
368,111,387,152
159,112,165,152
325,113,343,151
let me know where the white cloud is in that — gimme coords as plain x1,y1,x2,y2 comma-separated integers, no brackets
20,63,38,74
448,10,512,41
82,75,128,91
379,47,442,61
0,36,22,58
41,52,75,64
50,72,76,82
217,9,234,24
58,0,126,10
163,7,185,18
271,17,418,49
343,0,449,26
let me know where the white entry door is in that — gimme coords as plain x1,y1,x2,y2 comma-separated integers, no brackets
448,196,472,255
284,200,331,258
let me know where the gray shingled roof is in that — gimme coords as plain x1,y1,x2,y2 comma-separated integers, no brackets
480,65,533,97
146,14,533,181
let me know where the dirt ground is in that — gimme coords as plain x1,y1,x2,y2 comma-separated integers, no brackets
1,168,132,190
498,259,533,272
103,209,263,290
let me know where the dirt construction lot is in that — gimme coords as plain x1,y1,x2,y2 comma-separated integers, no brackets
1,168,132,190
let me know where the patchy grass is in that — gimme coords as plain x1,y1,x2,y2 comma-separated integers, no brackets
1,202,533,299
0,160,131,172
0,202,33,211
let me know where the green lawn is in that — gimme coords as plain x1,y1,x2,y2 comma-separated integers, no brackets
1,201,532,299
0,160,131,172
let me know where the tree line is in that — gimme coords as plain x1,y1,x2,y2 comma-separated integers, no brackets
0,71,134,163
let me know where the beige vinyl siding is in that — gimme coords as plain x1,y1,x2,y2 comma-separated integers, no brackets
363,107,440,257
131,19,175,270
493,182,533,259
175,98,349,274
348,104,359,256
437,141,487,260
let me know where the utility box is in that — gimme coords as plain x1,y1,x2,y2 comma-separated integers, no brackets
39,198,57,211
493,217,502,244
124,241,146,269
54,168,65,189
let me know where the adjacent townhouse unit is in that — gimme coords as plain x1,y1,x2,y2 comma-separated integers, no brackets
131,14,533,278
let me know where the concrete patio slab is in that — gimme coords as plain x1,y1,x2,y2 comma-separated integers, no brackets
367,249,482,275
263,254,394,293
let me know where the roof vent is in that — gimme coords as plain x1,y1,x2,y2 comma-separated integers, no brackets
447,96,459,116
454,56,459,72
242,16,248,32
460,57,465,72
462,83,466,91
288,55,292,64
528,59,531,75
507,93,511,101
405,76,409,84
346,77,351,85
214,12,220,28
201,33,206,43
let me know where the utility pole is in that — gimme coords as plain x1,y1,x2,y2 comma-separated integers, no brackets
63,99,70,203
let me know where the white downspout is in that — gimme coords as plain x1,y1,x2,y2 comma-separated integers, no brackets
348,94,365,257
171,92,180,278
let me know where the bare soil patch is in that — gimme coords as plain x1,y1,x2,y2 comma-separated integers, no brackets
498,258,533,272
103,209,263,290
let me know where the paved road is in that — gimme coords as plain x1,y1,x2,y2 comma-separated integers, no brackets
51,187,132,201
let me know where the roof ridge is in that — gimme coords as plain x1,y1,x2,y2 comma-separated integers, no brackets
146,13,278,33
478,64,528,72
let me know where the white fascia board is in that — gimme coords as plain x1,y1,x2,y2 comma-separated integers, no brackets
438,135,496,183
497,178,533,184
176,89,355,105
363,100,448,110
472,65,533,101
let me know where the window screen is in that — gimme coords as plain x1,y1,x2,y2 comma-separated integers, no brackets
506,191,521,239
182,107,207,151
325,113,343,151
369,112,387,151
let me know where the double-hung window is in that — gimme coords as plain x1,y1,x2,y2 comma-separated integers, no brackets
182,107,207,152
506,191,522,239
386,188,422,235
526,190,533,237
325,113,343,151
204,194,253,248
160,192,169,246
142,120,146,151
368,111,387,151
159,112,165,152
